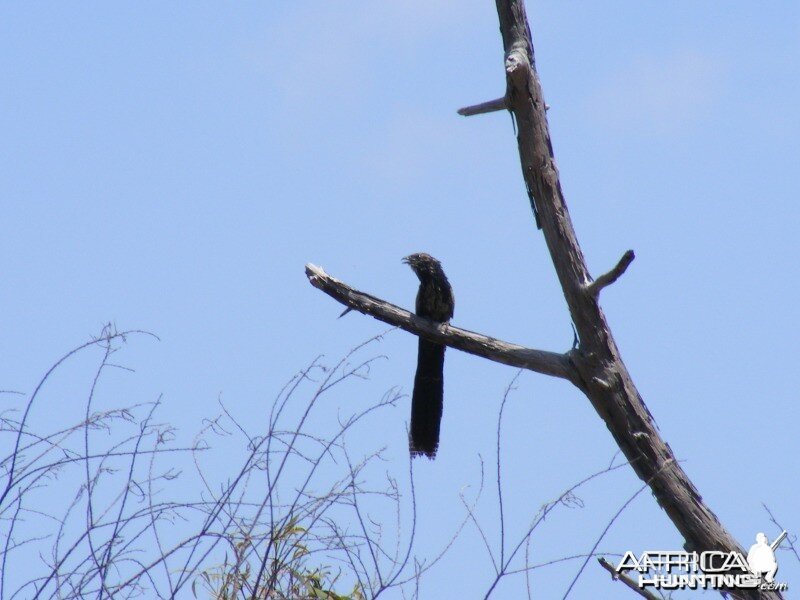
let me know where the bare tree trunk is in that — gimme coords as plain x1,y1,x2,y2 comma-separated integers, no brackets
307,2,781,598
480,4,780,599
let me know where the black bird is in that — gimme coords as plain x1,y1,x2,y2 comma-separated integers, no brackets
402,253,455,458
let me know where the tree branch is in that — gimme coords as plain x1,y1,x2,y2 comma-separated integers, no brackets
304,4,777,598
586,250,635,298
597,558,662,600
457,96,507,117
305,264,577,384
491,2,779,598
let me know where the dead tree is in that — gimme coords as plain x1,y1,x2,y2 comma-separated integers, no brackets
306,3,780,599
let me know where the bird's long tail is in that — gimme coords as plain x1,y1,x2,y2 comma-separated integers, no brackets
410,338,445,458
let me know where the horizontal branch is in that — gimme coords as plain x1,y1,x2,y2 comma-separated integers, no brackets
457,96,507,117
305,264,577,383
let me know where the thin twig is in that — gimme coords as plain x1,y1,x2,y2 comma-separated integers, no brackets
597,557,662,600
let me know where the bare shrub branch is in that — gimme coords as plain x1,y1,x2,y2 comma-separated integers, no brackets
1,328,472,599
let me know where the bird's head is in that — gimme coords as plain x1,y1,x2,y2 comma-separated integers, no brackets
402,252,444,280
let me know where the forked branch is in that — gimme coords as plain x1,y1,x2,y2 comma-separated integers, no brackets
305,2,778,598
486,2,779,599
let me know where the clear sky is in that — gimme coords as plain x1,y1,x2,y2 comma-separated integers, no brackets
2,1,798,598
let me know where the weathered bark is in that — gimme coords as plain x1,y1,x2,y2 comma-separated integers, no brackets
306,264,575,382
306,2,780,598
475,2,780,598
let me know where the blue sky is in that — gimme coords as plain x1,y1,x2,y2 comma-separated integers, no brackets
2,2,799,598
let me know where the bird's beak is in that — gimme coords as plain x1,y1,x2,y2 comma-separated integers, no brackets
401,256,411,265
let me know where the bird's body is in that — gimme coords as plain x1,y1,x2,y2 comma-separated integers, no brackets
403,253,454,459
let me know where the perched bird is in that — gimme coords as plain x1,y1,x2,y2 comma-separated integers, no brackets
402,253,455,458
